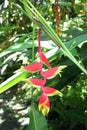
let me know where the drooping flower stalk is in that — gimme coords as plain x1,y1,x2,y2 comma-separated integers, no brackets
38,29,41,53
54,0,60,36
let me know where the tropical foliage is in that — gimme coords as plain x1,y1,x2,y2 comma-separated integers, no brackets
0,0,87,130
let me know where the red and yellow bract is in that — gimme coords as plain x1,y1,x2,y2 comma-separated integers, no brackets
41,66,66,79
38,93,50,115
22,62,42,73
39,51,51,68
28,78,46,88
42,86,62,97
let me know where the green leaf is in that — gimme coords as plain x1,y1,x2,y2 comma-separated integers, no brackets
0,71,29,94
0,40,55,58
65,34,87,49
70,48,78,56
28,104,48,130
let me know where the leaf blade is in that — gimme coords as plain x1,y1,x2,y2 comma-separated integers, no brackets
0,71,29,94
28,104,48,130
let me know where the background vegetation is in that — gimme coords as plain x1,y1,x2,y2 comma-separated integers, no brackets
0,0,87,130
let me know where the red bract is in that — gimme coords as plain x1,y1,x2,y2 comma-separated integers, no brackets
22,62,42,73
39,51,51,68
42,86,62,97
28,78,46,88
41,66,59,79
38,93,50,115
38,86,62,115
41,66,66,79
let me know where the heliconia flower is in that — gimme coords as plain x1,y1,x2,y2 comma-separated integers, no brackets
42,86,63,97
41,66,66,79
28,78,46,88
38,93,50,115
22,62,42,73
39,51,51,68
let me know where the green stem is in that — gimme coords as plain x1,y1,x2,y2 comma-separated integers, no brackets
32,22,35,62
31,22,35,101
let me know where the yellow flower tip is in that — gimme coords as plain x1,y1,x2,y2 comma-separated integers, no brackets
56,90,63,97
58,72,61,77
55,65,67,77
59,65,67,70
42,107,50,116
39,105,50,116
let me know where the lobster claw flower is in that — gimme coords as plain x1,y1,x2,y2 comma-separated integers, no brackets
28,78,46,88
42,86,63,97
38,93,50,116
39,51,51,68
22,62,42,73
41,66,66,79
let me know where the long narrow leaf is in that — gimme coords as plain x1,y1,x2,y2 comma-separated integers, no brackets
0,71,29,94
0,40,55,58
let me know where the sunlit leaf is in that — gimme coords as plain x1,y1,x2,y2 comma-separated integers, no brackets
0,71,28,94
